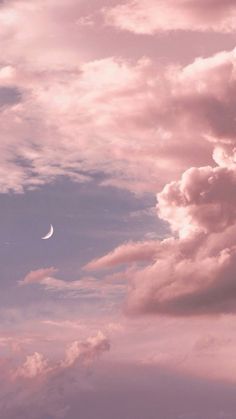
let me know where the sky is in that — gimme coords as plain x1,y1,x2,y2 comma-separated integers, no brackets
1,0,236,418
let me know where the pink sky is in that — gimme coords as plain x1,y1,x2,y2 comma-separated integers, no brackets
1,1,236,418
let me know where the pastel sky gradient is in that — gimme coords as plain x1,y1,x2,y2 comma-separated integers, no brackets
1,0,236,418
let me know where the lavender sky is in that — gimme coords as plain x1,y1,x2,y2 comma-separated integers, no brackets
1,1,236,418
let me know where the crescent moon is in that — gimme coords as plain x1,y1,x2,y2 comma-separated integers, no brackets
41,224,54,240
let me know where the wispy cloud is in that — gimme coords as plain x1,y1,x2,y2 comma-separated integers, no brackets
20,267,126,298
104,0,236,34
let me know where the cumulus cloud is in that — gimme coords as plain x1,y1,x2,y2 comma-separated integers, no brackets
11,43,235,316
13,331,110,380
14,352,49,378
2,331,110,418
62,331,110,367
126,242,236,316
104,0,236,34
87,160,236,316
157,165,236,236
77,45,236,317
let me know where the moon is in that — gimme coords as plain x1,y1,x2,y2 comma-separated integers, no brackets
41,224,54,240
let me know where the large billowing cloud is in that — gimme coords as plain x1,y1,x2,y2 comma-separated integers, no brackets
104,0,236,34
1,0,236,194
86,157,236,316
85,229,236,316
75,44,236,317
158,165,236,236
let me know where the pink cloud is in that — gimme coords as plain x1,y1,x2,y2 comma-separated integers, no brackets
14,352,49,379
0,46,225,193
12,331,110,380
62,331,110,367
20,267,126,297
157,165,236,236
20,267,58,285
85,240,160,270
0,1,235,195
86,160,236,316
104,0,236,34
88,230,236,316
125,242,236,316
72,46,236,317
3,0,236,413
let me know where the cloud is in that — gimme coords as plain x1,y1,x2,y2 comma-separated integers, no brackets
125,241,236,316
78,46,236,317
14,352,49,378
2,331,110,418
157,165,236,236
62,331,110,367
85,240,159,270
20,267,58,285
2,1,236,321
12,44,236,317
20,267,126,297
13,331,110,380
2,39,236,193
86,161,236,316
193,334,231,353
104,0,236,34
0,1,236,195
3,358,236,419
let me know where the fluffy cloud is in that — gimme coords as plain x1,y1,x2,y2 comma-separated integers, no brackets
1,331,110,418
77,46,236,317
157,165,236,236
104,0,236,34
15,352,49,378
13,331,110,380
86,160,236,316
62,331,110,367
1,27,236,193
125,241,236,316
